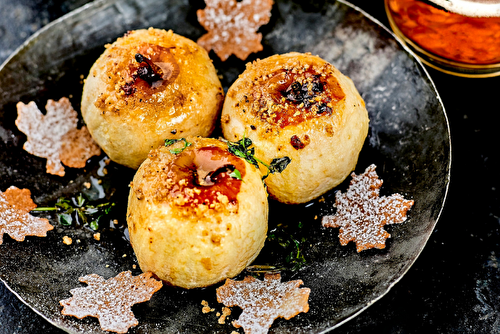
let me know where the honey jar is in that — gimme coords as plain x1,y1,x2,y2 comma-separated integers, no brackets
385,0,500,77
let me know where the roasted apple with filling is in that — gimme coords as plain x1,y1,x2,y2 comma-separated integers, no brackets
81,28,224,169
127,136,268,289
221,52,369,204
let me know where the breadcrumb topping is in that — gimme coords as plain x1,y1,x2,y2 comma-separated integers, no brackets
134,140,246,218
236,59,345,133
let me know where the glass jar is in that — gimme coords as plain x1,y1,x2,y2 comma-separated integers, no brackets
385,0,500,77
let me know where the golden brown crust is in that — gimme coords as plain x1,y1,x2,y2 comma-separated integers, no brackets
131,137,246,218
221,52,369,204
81,28,224,169
127,136,268,288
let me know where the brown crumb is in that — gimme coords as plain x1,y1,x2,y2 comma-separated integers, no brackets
84,182,91,189
221,114,231,124
218,306,231,324
201,300,215,314
62,236,73,245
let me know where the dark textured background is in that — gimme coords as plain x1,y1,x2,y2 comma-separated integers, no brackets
1,0,499,333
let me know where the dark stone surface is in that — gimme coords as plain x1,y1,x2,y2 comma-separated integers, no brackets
0,0,498,333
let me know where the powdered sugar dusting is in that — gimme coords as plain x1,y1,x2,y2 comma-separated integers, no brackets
216,274,310,334
197,0,273,61
0,186,53,245
322,164,414,252
60,271,162,333
15,97,101,177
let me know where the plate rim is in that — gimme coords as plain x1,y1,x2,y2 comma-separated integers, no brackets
0,0,452,332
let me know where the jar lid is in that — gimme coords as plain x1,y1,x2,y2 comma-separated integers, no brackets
427,0,500,17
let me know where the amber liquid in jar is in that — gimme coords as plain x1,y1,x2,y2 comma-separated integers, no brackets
386,0,500,65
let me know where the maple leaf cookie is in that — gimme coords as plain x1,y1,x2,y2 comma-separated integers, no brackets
322,164,414,252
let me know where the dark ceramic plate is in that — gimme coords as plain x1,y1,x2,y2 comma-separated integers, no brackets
0,0,451,333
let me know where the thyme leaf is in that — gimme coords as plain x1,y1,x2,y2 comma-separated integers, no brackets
261,156,292,180
58,213,73,226
224,136,259,169
164,138,192,154
228,168,243,181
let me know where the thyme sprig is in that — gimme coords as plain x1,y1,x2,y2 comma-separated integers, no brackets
267,221,307,270
223,136,291,180
32,194,115,230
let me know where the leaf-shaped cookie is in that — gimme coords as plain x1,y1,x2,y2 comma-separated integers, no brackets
322,164,414,252
0,186,53,245
16,97,101,176
60,271,162,333
216,273,310,334
197,0,273,61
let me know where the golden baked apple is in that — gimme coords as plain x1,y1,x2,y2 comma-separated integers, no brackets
127,136,268,289
81,28,224,169
221,52,369,204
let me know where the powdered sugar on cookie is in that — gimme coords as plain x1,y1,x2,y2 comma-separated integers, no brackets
60,271,162,333
216,273,310,334
16,97,101,177
197,0,273,61
0,186,53,245
322,164,414,252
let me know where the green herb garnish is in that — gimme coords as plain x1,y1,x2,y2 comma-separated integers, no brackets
32,194,115,230
228,168,243,181
261,157,292,180
224,136,259,168
267,222,307,270
223,135,291,180
164,138,192,154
